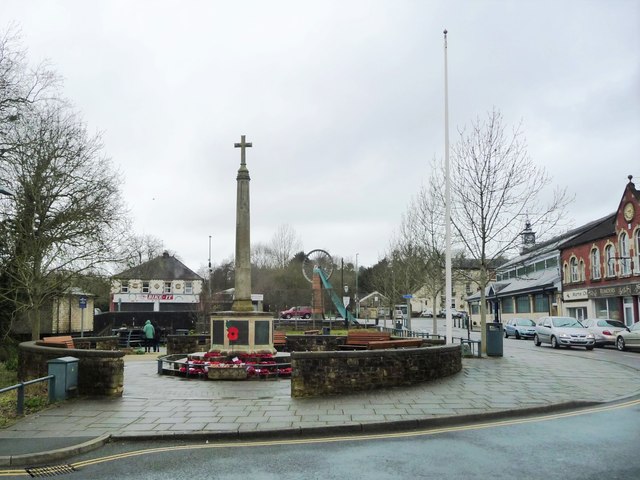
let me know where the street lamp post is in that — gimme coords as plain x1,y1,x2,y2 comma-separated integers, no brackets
355,253,359,321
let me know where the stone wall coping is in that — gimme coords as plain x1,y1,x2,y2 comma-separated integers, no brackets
19,341,125,359
291,344,460,359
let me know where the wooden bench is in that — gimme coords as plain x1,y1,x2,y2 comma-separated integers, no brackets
367,339,425,350
304,330,320,335
338,331,391,350
273,331,286,351
38,335,75,349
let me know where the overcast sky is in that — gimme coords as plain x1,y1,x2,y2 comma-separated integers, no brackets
4,0,639,273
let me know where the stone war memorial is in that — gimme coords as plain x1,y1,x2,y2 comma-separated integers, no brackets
209,135,276,356
155,134,462,393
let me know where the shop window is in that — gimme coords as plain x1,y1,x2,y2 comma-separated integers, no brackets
502,297,514,313
516,295,531,313
590,248,601,280
534,294,549,313
635,230,640,274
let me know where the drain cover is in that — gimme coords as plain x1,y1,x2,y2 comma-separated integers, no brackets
25,464,77,477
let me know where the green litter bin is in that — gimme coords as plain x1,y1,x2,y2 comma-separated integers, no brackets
486,322,504,356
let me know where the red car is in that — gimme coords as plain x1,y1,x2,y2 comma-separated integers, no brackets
279,306,312,319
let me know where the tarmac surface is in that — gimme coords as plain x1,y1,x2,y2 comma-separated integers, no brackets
1,326,639,467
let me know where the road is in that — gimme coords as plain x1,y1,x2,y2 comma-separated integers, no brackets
2,398,638,480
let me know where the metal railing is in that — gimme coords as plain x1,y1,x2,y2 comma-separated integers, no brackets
0,375,55,415
378,326,482,357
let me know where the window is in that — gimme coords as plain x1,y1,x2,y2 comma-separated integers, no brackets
605,245,615,277
502,297,514,313
142,281,149,293
636,230,640,274
595,297,622,320
570,257,578,282
120,281,128,293
516,295,531,313
534,294,549,313
185,281,193,294
619,233,631,275
163,282,172,294
590,248,601,280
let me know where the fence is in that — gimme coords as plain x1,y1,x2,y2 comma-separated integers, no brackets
0,375,55,415
378,326,482,357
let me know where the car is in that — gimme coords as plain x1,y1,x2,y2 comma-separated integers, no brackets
420,308,433,317
534,316,595,350
504,318,537,339
616,322,640,351
279,306,312,319
438,308,464,319
581,318,627,347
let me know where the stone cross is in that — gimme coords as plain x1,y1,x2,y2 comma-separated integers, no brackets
234,135,252,166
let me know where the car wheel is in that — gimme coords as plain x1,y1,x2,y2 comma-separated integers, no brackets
617,337,626,351
284,314,291,320
551,336,559,349
586,345,594,351
504,330,508,338
534,334,541,347
515,331,521,340
303,314,310,319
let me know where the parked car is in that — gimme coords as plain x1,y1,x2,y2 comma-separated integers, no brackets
581,318,627,347
504,318,537,339
534,316,595,350
420,308,433,317
279,306,312,319
438,308,464,318
616,322,640,351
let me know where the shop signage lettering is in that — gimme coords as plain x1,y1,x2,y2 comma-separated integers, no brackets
588,283,640,298
563,289,588,301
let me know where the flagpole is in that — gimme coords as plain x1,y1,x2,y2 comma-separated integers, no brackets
444,29,453,345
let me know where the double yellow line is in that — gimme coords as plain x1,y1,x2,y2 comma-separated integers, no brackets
2,398,638,477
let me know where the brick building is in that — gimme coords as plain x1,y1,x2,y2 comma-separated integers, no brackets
559,176,639,325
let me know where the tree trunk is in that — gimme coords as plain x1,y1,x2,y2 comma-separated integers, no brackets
29,307,41,341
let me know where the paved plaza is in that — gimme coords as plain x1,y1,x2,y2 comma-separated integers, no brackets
1,329,639,466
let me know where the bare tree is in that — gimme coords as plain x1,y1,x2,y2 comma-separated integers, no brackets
117,234,165,269
0,102,128,340
449,109,571,352
0,26,58,154
269,224,302,269
400,172,447,333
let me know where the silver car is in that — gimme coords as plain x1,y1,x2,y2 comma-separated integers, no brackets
504,318,536,339
581,318,626,347
534,316,595,350
616,322,640,351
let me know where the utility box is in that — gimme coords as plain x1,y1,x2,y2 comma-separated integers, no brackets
486,322,504,357
47,356,79,401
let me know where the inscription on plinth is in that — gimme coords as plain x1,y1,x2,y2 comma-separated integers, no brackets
210,311,275,355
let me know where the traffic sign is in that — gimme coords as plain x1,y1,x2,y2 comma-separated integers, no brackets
402,294,413,299
79,297,87,309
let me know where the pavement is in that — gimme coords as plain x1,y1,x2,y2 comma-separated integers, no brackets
1,326,640,467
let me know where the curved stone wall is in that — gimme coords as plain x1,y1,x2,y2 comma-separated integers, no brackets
291,344,462,398
18,340,125,397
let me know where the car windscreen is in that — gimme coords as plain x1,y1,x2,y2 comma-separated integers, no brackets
597,320,626,328
552,318,583,328
515,319,535,326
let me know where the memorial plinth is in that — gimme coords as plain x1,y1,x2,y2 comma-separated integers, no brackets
210,310,276,355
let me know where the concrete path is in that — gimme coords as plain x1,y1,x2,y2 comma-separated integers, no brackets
1,331,639,466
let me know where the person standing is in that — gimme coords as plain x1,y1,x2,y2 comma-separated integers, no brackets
152,320,161,353
142,319,155,353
